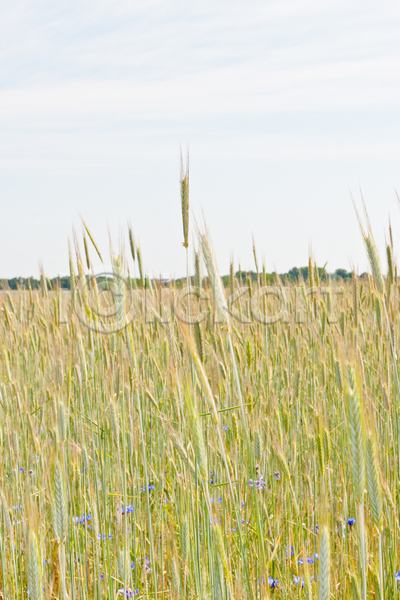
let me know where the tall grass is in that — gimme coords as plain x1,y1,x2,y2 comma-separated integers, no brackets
1,215,400,599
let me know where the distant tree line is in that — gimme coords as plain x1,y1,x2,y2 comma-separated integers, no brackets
0,276,71,291
0,267,364,291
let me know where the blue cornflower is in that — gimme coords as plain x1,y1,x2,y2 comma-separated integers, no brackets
307,557,314,564
395,571,400,582
298,558,303,565
294,576,305,587
285,545,294,556
222,425,229,431
268,577,279,589
254,476,267,490
347,518,356,527
140,484,155,491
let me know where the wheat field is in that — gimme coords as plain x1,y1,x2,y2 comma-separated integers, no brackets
0,209,399,600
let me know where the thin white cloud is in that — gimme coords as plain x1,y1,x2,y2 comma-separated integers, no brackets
1,52,400,124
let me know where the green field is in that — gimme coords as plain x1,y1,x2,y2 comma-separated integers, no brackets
0,216,399,599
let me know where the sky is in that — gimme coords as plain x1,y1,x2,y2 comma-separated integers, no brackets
1,0,400,279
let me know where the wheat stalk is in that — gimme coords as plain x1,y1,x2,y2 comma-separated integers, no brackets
346,373,366,505
199,231,229,326
366,429,383,600
318,526,330,600
28,531,43,600
366,430,383,531
184,391,207,480
180,150,189,249
53,461,67,543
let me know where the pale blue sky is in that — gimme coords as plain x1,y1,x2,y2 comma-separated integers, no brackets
1,0,400,278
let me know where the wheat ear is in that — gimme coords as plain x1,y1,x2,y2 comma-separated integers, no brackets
28,531,43,600
183,391,207,480
53,461,67,543
318,526,330,600
180,150,189,249
347,374,366,505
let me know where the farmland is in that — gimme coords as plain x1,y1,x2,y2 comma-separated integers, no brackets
0,221,399,599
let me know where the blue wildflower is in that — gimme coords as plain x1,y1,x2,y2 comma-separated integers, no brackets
285,545,294,556
268,577,279,589
347,518,356,527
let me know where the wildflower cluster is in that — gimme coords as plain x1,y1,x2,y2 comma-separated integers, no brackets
249,476,267,490
117,588,139,596
73,513,91,524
